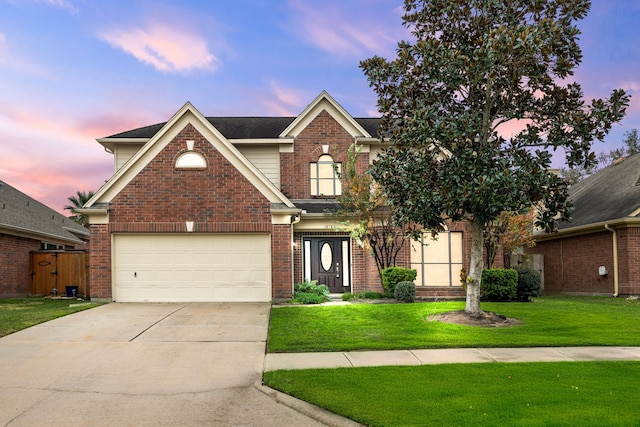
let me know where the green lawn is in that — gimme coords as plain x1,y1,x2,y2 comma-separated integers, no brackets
266,296,640,425
264,361,640,426
0,297,98,337
268,296,640,352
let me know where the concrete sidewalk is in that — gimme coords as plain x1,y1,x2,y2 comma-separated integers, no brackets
264,346,640,371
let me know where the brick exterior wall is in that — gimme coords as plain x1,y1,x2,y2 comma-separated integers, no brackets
529,227,640,295
525,231,616,294
286,111,395,294
0,234,40,297
280,110,358,199
91,109,482,300
612,226,640,295
89,124,291,300
89,224,111,300
272,224,293,299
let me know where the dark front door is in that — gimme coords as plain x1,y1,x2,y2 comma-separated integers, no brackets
304,237,350,293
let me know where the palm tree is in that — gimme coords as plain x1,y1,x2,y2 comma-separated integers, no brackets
64,190,94,228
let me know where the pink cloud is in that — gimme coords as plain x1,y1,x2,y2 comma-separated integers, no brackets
0,103,115,214
261,82,307,116
40,0,78,14
99,22,219,73
287,1,403,58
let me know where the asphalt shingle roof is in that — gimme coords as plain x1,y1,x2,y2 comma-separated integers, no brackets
560,153,640,229
0,180,89,244
106,117,382,139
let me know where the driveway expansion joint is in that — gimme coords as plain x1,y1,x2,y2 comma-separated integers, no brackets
128,303,191,342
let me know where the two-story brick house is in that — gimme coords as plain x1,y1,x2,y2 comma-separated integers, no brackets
81,92,468,302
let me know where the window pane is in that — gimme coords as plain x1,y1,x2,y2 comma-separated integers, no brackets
318,179,335,195
318,162,334,177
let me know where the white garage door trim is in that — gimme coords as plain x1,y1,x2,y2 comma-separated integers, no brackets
113,233,271,302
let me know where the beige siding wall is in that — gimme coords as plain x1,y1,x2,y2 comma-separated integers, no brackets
368,145,386,164
114,144,143,171
236,145,280,188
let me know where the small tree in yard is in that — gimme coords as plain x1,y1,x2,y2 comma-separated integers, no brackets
64,190,95,228
484,210,536,268
333,143,408,279
361,0,629,316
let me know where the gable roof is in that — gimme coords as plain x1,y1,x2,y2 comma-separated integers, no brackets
279,91,373,138
101,116,381,141
85,102,295,209
105,117,297,140
0,180,89,244
559,153,640,230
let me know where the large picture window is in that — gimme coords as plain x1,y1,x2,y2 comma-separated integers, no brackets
410,231,463,287
310,154,341,196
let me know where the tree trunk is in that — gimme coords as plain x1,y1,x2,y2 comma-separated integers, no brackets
465,219,484,315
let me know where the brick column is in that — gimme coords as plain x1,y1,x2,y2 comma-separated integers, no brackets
272,224,293,300
89,224,112,301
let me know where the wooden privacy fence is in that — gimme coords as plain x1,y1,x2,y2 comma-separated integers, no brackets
30,251,89,297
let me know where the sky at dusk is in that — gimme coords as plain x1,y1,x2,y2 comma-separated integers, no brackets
1,0,639,214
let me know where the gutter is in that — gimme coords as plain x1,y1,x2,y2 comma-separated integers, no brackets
604,224,619,297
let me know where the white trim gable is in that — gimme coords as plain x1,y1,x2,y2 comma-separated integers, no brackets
85,102,294,209
279,90,372,139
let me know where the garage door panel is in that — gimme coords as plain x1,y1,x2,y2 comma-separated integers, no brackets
113,234,271,302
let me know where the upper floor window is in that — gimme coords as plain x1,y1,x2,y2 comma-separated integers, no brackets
310,154,341,196
175,151,206,169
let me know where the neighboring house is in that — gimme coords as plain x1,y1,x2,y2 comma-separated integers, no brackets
0,180,89,297
525,154,640,296
80,92,470,302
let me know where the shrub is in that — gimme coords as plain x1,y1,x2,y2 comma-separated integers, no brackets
342,292,354,301
292,280,330,304
355,291,387,299
481,268,517,301
515,267,541,301
394,281,416,302
381,267,417,294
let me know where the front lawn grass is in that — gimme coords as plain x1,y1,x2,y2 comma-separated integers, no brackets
264,361,640,426
0,297,98,337
268,295,640,352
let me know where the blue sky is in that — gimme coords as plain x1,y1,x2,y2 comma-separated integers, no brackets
1,0,639,213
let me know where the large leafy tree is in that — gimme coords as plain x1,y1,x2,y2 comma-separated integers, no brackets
64,190,95,228
361,0,629,315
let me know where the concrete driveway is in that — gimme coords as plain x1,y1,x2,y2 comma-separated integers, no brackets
0,302,329,427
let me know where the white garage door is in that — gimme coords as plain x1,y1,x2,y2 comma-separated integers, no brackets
113,234,271,302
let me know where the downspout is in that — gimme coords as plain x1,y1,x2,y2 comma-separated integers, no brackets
604,224,619,297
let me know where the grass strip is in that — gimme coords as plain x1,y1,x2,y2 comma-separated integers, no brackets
268,296,640,352
264,361,640,426
0,297,98,337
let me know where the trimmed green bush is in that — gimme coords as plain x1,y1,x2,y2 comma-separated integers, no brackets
342,292,354,301
292,280,330,304
356,291,387,299
515,267,541,301
481,268,517,301
394,281,416,302
381,267,417,295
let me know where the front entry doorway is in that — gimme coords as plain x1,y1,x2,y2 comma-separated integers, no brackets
303,237,351,293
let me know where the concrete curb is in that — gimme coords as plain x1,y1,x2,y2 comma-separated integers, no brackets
254,381,363,427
